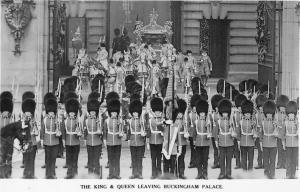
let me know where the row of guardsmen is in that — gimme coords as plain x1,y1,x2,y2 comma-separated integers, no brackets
0,79,298,179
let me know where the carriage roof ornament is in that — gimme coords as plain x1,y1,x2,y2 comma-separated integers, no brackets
133,9,173,43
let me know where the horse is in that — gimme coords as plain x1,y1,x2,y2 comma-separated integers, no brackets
0,120,32,178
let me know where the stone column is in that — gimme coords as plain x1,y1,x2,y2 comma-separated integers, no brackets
281,1,299,100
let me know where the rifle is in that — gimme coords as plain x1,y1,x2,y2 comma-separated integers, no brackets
184,79,190,139
119,85,124,136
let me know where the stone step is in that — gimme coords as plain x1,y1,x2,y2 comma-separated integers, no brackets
227,12,256,21
230,28,257,37
230,37,257,46
230,46,257,54
230,21,256,29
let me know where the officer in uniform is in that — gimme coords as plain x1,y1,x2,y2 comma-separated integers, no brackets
209,94,223,169
282,101,298,179
275,95,289,169
103,98,123,179
254,94,267,169
21,97,39,179
127,100,147,179
147,97,164,179
236,99,257,171
84,99,102,177
187,94,202,168
213,99,235,179
260,100,279,179
0,92,14,178
176,99,189,179
193,99,211,179
40,97,61,179
62,98,82,179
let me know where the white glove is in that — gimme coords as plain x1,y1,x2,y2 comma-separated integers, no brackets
215,141,219,149
147,143,150,150
260,142,263,151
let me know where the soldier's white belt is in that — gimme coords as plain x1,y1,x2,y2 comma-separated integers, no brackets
107,131,120,135
45,130,57,134
180,131,186,135
87,131,101,135
66,131,77,135
264,133,274,137
151,130,162,134
286,132,298,137
131,131,142,135
219,132,231,136
196,132,209,136
241,130,254,136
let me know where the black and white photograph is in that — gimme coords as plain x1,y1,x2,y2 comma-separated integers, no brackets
0,0,299,191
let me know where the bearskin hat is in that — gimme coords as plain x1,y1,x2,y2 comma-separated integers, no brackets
45,98,58,114
239,80,248,93
196,99,209,115
106,92,119,105
63,81,76,92
232,89,240,101
125,81,136,94
0,98,13,113
262,91,275,100
88,92,100,102
255,94,267,108
218,99,232,115
190,94,202,108
129,100,142,117
286,101,298,115
234,94,247,108
125,75,135,85
224,84,236,100
150,97,163,112
65,98,79,114
131,83,142,95
200,92,208,101
22,99,36,114
216,79,227,94
191,77,204,95
87,99,100,116
160,78,169,98
43,92,56,105
241,100,254,115
177,99,187,114
276,95,289,108
211,94,223,111
0,91,13,100
263,100,276,116
247,79,258,93
22,91,35,101
107,99,120,116
63,91,78,104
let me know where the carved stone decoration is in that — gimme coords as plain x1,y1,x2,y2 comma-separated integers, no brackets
199,18,209,53
255,1,271,63
2,0,35,55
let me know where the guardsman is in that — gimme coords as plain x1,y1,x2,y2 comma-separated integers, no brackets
213,99,235,179
83,99,102,177
0,92,14,178
176,99,189,179
260,100,279,179
254,94,267,169
209,94,223,169
103,99,123,179
40,98,61,179
233,94,247,169
147,97,164,179
275,95,289,169
236,99,257,171
127,100,147,179
187,94,201,168
282,101,298,179
193,99,211,179
21,97,39,179
62,98,82,179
